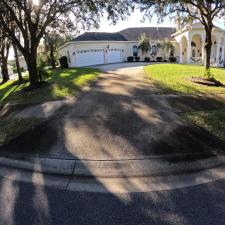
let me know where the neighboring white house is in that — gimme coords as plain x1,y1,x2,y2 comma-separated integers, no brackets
8,56,28,72
0,65,13,79
59,22,225,68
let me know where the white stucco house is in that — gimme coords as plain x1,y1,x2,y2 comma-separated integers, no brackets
59,22,225,68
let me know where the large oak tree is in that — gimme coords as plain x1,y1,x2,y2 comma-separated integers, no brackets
0,31,10,84
137,0,225,70
0,0,133,87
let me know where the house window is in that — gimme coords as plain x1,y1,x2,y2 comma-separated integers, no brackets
67,50,70,63
192,49,196,57
133,46,138,57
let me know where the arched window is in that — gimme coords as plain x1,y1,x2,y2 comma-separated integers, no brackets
133,46,138,57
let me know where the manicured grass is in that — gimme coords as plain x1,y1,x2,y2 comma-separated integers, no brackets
144,64,225,94
0,68,100,104
182,109,225,141
0,118,44,145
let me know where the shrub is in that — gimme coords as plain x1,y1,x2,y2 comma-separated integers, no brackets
13,67,24,74
204,69,214,81
59,56,69,68
169,57,177,62
144,57,150,62
37,57,49,81
127,56,134,62
156,57,163,62
135,56,140,62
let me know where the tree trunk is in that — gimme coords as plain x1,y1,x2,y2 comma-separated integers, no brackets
50,43,56,69
205,27,213,70
13,44,23,82
26,51,39,86
1,58,9,83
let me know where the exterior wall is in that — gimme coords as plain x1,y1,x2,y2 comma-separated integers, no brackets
59,41,135,67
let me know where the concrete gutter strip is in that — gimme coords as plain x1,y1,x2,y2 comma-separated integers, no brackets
0,157,76,175
73,156,225,178
0,155,224,178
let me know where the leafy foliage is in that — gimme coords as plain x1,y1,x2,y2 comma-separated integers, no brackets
204,69,214,81
138,33,151,56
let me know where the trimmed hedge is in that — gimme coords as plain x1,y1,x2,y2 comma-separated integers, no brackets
169,57,177,62
144,57,150,62
127,56,134,62
135,56,140,62
156,57,163,62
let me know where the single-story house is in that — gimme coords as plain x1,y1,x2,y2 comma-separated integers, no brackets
59,22,225,68
8,56,28,72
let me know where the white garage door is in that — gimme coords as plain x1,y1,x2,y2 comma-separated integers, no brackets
76,49,104,67
107,49,122,64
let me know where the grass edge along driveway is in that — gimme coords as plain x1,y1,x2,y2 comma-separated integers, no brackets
144,64,225,94
181,109,225,141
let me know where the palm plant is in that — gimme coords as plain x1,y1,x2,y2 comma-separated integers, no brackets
138,33,151,57
160,40,175,61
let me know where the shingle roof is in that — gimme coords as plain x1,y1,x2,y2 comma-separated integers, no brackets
71,27,176,42
72,32,127,41
119,27,176,41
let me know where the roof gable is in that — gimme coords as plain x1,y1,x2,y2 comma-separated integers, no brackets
119,27,176,41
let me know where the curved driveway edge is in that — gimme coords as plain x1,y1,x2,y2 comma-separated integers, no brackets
0,153,224,178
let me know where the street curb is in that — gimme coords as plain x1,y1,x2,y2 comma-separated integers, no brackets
0,154,224,178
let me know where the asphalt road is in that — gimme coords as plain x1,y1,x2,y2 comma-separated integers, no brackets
0,176,225,225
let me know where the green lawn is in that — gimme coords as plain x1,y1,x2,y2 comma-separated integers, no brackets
144,64,225,94
0,68,100,105
182,109,225,141
0,118,44,145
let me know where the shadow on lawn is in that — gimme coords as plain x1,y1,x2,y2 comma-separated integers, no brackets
0,68,99,105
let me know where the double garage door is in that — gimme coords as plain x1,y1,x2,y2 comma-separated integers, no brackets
76,49,122,67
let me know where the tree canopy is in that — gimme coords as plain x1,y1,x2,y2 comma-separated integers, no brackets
0,0,134,86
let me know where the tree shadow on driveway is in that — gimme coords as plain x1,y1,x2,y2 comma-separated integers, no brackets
1,70,225,161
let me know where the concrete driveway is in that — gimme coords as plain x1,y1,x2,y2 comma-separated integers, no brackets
91,62,151,72
2,62,225,161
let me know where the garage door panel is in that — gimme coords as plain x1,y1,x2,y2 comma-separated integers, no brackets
107,49,122,64
76,49,104,67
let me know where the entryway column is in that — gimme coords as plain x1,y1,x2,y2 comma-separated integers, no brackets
187,39,191,64
201,35,206,66
216,38,221,66
222,45,225,66
179,42,183,63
